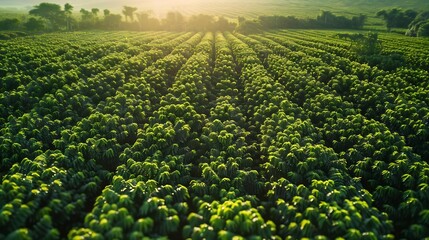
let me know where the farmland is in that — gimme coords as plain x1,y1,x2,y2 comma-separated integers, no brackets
1,30,429,239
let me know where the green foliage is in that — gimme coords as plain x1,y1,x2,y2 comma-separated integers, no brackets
337,32,382,56
1,29,429,240
336,32,406,70
417,21,429,37
317,11,366,29
376,8,417,31
0,18,20,31
25,17,45,31
259,12,366,30
236,18,263,34
406,11,429,36
29,3,65,30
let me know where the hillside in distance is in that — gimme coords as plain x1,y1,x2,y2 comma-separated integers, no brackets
2,0,429,18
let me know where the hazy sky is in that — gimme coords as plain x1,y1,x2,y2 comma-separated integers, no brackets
0,0,234,10
0,0,246,16
0,0,274,18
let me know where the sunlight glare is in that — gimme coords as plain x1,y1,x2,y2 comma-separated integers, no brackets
140,0,205,16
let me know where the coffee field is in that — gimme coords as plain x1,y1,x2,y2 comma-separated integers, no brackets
1,30,429,239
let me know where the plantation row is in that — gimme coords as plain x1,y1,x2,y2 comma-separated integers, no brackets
1,31,429,239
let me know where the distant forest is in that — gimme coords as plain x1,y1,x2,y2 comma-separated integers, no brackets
0,2,428,37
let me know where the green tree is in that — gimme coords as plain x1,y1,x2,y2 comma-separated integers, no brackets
337,32,405,69
136,11,160,31
214,17,236,31
24,17,45,31
317,11,366,29
376,8,417,31
0,18,20,30
337,32,382,56
417,22,429,37
377,9,397,31
136,11,149,30
355,32,382,56
104,13,122,30
103,9,110,17
91,8,99,17
64,3,73,31
80,8,93,29
235,18,263,34
319,11,335,25
91,8,100,25
351,14,367,29
406,11,429,37
80,8,92,22
29,3,65,30
163,12,185,31
187,14,214,31
122,6,137,22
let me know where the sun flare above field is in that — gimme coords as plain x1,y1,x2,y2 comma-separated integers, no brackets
136,0,220,16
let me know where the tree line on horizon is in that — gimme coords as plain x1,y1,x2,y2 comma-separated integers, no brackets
0,2,367,33
0,2,427,36
0,3,237,32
